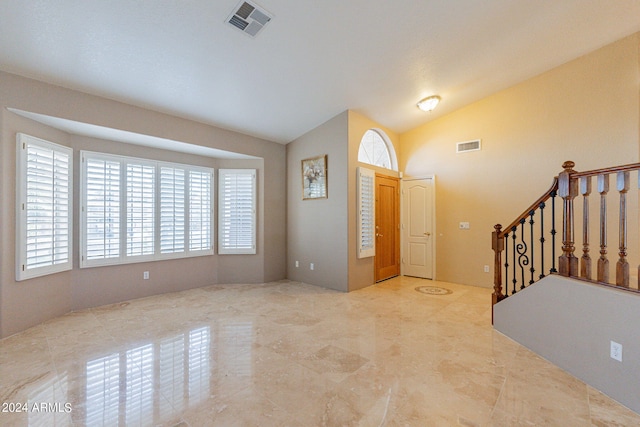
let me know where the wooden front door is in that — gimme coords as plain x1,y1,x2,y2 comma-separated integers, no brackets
375,174,400,282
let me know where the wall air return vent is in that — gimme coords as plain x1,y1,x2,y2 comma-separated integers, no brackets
227,1,273,38
456,139,481,153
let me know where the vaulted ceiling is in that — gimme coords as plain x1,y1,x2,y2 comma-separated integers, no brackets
2,1,640,144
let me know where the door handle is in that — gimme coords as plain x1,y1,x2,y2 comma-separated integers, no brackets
424,232,431,236
377,233,384,237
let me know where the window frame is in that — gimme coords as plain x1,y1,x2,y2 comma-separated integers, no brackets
357,129,398,171
80,151,214,268
217,169,257,255
16,133,73,281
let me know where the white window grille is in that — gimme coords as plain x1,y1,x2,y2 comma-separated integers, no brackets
357,129,397,171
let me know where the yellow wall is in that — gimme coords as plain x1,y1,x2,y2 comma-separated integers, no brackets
399,33,640,288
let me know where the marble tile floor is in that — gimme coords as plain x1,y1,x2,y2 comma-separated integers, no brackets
1,276,639,426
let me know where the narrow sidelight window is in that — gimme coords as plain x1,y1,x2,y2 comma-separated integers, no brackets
357,166,375,258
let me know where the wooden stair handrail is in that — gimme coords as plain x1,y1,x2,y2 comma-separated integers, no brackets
496,177,558,238
572,162,640,178
492,160,640,323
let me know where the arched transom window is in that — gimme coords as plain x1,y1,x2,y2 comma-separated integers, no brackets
358,129,397,171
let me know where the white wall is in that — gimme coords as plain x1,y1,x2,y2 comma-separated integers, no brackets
494,275,640,414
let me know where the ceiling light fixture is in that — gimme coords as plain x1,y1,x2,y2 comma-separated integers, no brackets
417,95,441,112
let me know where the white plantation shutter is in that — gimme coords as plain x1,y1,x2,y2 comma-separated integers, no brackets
218,169,256,254
16,134,73,280
126,162,155,256
160,167,185,254
83,155,120,263
189,170,213,252
357,167,375,258
81,151,213,267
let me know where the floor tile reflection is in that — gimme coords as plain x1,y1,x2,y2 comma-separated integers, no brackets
1,276,638,426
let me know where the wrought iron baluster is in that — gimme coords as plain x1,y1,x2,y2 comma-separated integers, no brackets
512,227,517,294
539,201,546,279
517,219,528,290
504,232,510,297
550,190,557,274
529,211,535,285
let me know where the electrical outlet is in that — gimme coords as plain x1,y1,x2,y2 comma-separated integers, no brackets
143,271,149,280
459,222,470,230
610,341,622,362
310,263,314,270
295,260,299,268
484,265,490,273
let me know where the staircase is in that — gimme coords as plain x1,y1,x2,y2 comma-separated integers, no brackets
492,160,640,314
491,160,640,415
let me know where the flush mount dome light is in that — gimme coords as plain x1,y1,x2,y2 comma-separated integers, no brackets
417,95,441,112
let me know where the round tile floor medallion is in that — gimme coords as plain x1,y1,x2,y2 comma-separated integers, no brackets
415,286,452,295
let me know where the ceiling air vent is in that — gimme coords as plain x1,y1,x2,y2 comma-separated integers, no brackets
227,1,272,38
456,139,481,154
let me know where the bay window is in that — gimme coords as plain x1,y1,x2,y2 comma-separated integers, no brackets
80,151,214,267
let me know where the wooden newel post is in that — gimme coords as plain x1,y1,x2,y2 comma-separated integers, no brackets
558,161,578,277
492,224,504,305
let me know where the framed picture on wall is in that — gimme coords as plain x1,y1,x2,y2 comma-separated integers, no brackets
302,155,328,200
